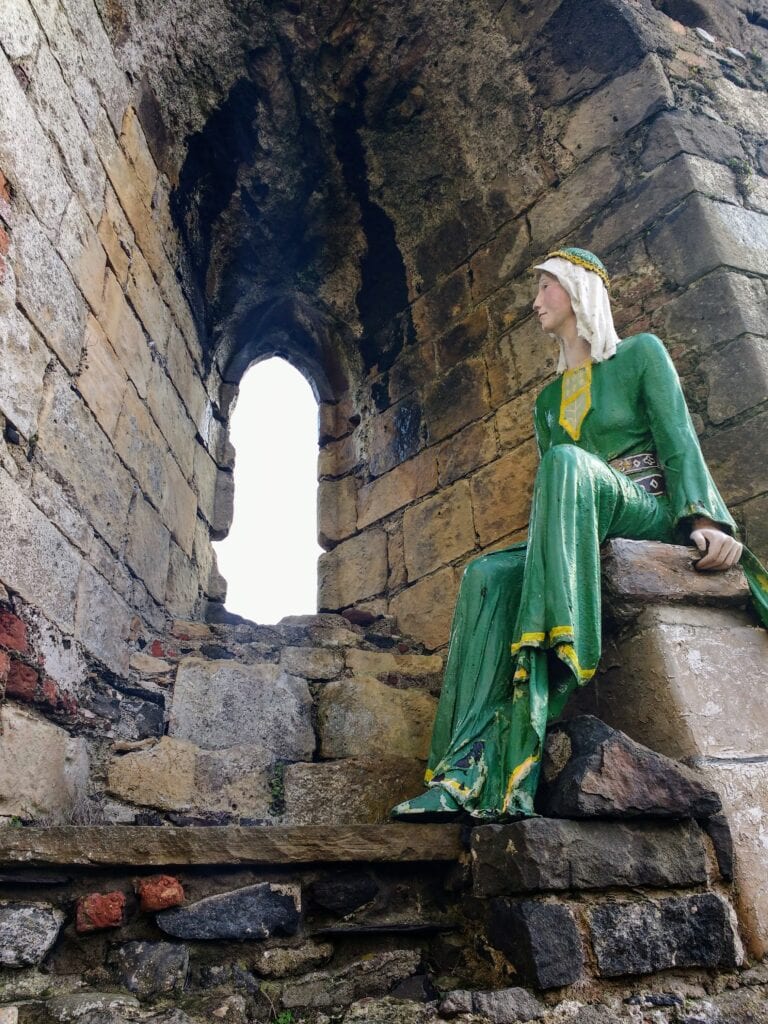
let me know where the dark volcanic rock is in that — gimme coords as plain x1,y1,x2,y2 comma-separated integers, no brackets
308,872,380,914
701,813,735,882
472,818,706,896
440,988,545,1022
156,882,300,940
488,900,584,989
589,893,741,977
0,901,64,966
537,715,721,819
110,940,189,997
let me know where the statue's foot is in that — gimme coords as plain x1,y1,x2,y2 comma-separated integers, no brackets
390,787,462,822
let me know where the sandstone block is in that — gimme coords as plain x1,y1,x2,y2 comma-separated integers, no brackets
470,443,537,546
74,563,132,675
488,901,583,990
0,307,50,440
161,452,198,556
0,0,40,60
640,109,745,172
648,194,768,287
114,382,169,510
157,882,300,941
390,567,459,651
280,646,343,680
126,248,171,350
707,335,768,424
412,265,471,340
357,450,438,529
712,77,768,136
280,950,419,1010
99,270,153,399
166,326,208,430
528,150,624,250
562,53,673,162
15,213,86,373
471,818,707,896
539,715,721,819
424,358,490,444
251,940,333,978
0,902,64,966
318,677,437,759
110,941,188,997
318,432,359,479
469,218,530,305
0,50,71,232
165,542,200,620
39,370,134,554
704,408,768,507
283,758,425,825
76,314,128,438
126,495,171,604
120,107,159,198
345,649,443,681
435,306,491,372
403,482,475,582
76,891,126,933
0,467,82,634
149,363,196,479
495,393,536,450
136,877,185,913
108,737,197,813
98,184,134,285
318,476,358,547
437,419,498,487
318,529,388,609
368,397,424,478
169,657,314,757
589,893,741,976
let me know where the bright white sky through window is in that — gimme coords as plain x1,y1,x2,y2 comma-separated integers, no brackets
213,357,322,624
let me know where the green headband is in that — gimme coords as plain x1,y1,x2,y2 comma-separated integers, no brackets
544,247,610,289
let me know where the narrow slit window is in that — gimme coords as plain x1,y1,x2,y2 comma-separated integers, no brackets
214,357,321,623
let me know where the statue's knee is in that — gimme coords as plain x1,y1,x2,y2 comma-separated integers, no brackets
539,444,592,478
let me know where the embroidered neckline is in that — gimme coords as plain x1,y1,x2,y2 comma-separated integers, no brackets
559,362,592,440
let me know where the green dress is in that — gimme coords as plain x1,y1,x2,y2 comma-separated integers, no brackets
412,333,768,820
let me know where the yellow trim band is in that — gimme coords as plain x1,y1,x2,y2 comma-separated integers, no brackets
502,754,539,811
545,250,610,289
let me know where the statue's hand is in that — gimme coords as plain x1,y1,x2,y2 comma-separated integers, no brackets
690,526,743,571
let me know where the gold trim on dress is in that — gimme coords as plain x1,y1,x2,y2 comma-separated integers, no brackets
559,362,592,441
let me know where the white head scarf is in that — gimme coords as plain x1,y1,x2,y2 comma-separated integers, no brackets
533,254,622,372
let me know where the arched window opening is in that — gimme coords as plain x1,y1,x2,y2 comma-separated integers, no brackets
213,357,321,624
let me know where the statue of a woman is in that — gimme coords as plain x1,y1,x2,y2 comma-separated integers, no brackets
391,247,768,823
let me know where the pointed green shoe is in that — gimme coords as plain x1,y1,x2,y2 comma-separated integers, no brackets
390,787,462,822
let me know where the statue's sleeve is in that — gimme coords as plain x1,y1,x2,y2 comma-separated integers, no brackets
640,334,736,537
533,393,551,459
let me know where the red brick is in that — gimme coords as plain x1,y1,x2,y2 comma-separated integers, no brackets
149,639,165,658
0,612,28,653
6,661,38,701
42,677,62,708
76,891,126,933
136,875,185,912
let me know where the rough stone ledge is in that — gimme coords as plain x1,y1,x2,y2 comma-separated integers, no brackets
0,825,467,867
602,539,749,610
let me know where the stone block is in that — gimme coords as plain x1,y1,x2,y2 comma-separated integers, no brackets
706,335,768,423
0,467,82,635
488,901,584,990
318,476,358,547
162,453,198,556
126,248,171,350
0,306,50,440
99,269,153,399
15,213,86,374
446,988,546,1023
712,77,768,137
703,408,768,507
169,657,314,757
29,45,105,227
528,150,625,250
114,381,168,508
280,950,419,1010
39,369,134,554
136,876,185,913
110,941,188,997
251,940,333,978
647,195,768,287
539,715,720,819
148,363,196,479
120,107,158,198
562,54,673,163
166,326,208,430
56,196,107,316
76,314,128,438
0,0,40,60
640,109,745,172
0,50,71,232
76,891,126,933
743,491,768,565
211,466,234,539
0,902,64,966
469,218,530,305
98,183,134,285
412,265,472,341
357,450,438,529
319,432,359,479
435,306,491,372
164,542,200,620
403,482,475,582
107,737,196,812
157,883,300,941
589,893,741,977
595,604,768,761
318,677,437,759
74,563,132,674
390,566,459,651
283,757,425,825
655,271,767,351
368,397,424,478
470,443,537,546
125,494,171,604
345,649,443,681
495,393,536,451
424,358,490,443
44,993,139,1022
471,818,707,897
280,646,343,680
437,419,498,487
318,529,388,609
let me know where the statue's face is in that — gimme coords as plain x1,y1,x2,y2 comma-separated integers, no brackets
533,272,576,337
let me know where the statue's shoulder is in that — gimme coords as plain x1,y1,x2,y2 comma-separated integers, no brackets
614,332,668,367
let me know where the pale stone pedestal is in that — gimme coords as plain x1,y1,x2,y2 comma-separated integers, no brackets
577,540,768,956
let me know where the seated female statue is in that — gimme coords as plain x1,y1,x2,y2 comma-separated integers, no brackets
391,247,768,823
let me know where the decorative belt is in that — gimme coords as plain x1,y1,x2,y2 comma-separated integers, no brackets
609,451,666,497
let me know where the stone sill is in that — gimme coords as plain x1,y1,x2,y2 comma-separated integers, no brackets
0,824,467,867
